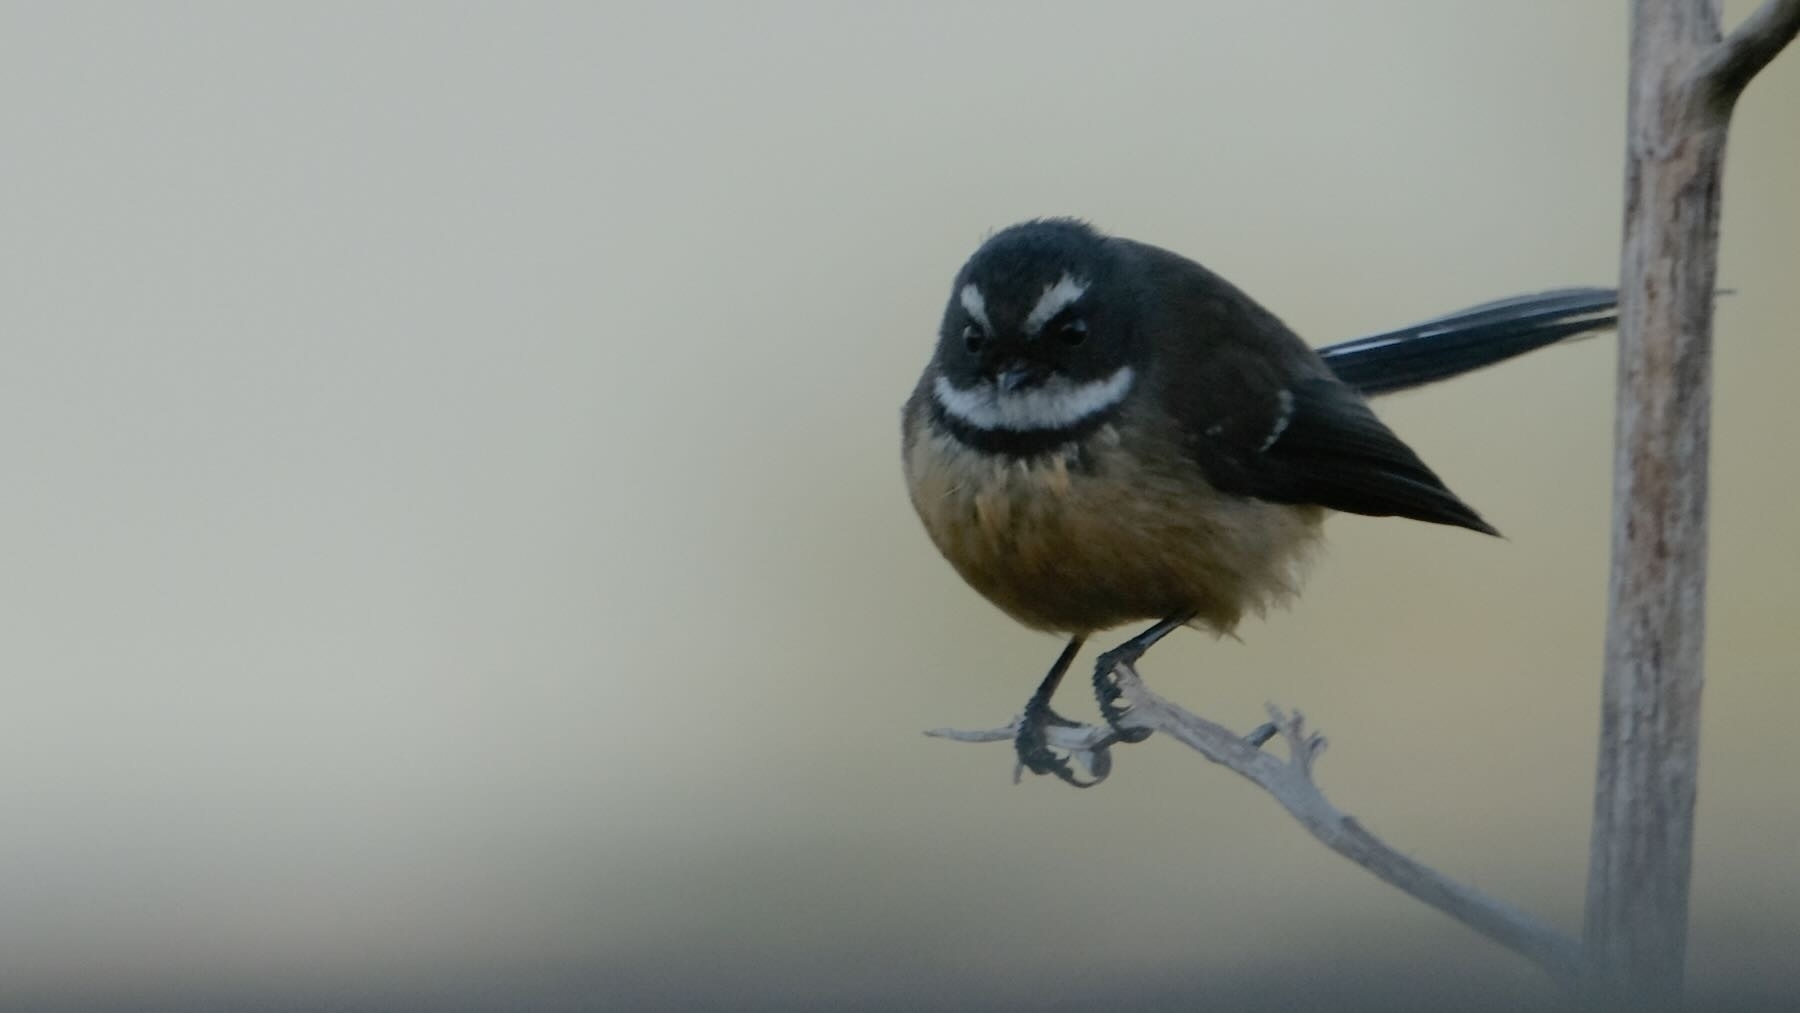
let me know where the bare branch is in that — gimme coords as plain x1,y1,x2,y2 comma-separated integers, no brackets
926,717,1117,784
1687,0,1800,113
928,665,1584,985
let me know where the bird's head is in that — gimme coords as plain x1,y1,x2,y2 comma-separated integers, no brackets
930,219,1142,438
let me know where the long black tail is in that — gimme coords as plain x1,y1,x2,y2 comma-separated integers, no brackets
1320,287,1617,397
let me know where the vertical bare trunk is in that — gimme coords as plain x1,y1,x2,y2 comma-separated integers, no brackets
1587,0,1799,1003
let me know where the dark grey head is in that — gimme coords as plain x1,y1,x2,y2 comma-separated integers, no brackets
928,219,1142,448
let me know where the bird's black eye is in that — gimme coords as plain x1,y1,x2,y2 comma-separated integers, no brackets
962,323,986,354
1057,319,1088,346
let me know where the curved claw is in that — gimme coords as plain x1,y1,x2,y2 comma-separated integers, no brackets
1016,750,1102,789
1093,666,1153,744
1015,704,1110,788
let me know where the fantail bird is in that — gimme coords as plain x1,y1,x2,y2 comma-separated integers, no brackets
901,218,1616,786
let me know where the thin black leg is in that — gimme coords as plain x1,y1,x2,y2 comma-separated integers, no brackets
1093,610,1198,741
1015,636,1094,788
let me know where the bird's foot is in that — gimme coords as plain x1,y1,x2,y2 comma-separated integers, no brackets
1014,698,1107,788
1092,645,1154,744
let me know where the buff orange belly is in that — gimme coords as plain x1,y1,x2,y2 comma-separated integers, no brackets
904,424,1324,636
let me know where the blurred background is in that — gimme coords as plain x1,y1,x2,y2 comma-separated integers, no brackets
2,2,1796,1010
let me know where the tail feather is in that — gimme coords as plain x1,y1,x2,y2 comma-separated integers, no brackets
1320,287,1618,397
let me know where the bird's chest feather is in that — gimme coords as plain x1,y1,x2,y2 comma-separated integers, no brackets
904,420,1322,634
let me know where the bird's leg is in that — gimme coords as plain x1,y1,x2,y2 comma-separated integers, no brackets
1092,611,1197,743
1014,635,1096,788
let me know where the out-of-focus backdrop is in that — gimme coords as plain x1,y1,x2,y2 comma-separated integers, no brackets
2,2,1795,1010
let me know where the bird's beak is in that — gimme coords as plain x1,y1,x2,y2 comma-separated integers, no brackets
996,364,1047,394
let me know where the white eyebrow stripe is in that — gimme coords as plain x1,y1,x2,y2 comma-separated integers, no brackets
932,366,1135,433
1023,274,1089,335
959,284,992,331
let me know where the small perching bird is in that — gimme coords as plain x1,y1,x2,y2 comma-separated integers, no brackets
901,219,1615,786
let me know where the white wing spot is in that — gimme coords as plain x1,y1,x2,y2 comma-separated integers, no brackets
1258,389,1295,452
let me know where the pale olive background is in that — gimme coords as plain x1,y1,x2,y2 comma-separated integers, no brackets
2,2,1796,1010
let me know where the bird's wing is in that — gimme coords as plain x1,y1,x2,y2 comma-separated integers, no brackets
1118,239,1497,536
1175,365,1497,535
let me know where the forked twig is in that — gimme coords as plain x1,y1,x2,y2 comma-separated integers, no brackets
927,663,1583,985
